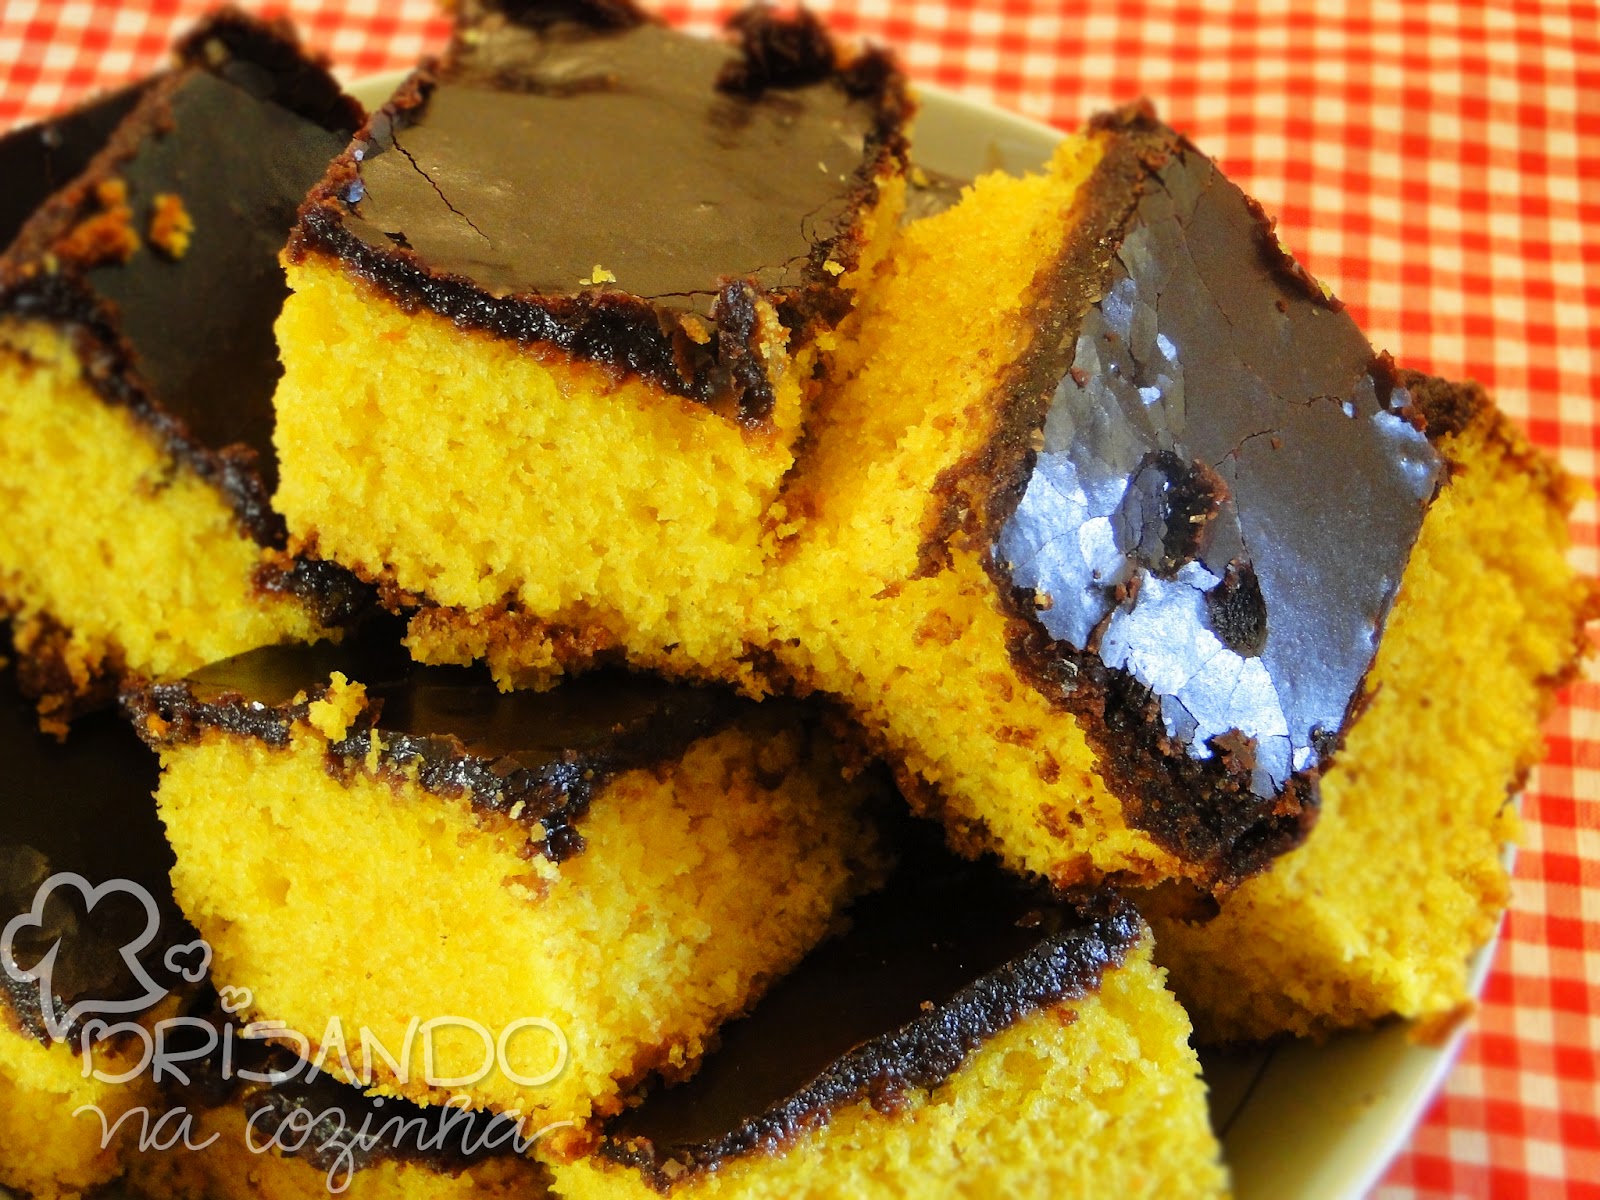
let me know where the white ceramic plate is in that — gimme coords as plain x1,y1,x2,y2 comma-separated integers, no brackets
333,69,1500,1200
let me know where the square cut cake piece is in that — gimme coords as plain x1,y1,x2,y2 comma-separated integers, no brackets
0,11,366,720
125,627,888,1138
763,103,1595,1032
549,833,1228,1200
0,642,191,1200
0,632,547,1199
272,0,910,693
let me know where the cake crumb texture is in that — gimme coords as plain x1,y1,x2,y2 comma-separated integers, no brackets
0,1017,158,1200
273,261,810,691
0,320,324,698
155,696,883,1126
760,135,1191,889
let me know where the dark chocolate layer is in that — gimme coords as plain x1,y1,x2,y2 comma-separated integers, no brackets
600,827,1142,1186
0,83,149,254
126,621,746,862
0,12,361,545
0,640,186,1043
978,107,1440,887
290,1,909,423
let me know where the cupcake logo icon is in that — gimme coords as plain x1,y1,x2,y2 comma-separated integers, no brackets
0,872,172,1043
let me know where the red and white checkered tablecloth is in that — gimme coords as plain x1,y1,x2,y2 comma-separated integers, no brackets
1,1,1595,1195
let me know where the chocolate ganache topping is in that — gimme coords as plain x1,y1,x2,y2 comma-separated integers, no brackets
0,647,188,1044
600,826,1142,1186
0,12,361,545
291,0,909,423
0,83,149,253
127,621,745,862
991,109,1442,882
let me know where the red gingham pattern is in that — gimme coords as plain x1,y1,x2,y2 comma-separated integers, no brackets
2,1,1595,1195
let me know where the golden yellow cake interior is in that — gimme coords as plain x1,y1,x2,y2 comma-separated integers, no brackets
0,1018,158,1200
150,677,884,1128
0,321,324,706
272,0,910,695
271,262,826,696
757,134,1192,888
1148,394,1596,1041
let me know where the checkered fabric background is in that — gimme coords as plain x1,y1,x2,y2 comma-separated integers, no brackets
1,0,1595,1195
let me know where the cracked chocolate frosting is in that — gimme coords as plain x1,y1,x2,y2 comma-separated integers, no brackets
599,826,1142,1186
988,107,1443,885
126,620,746,862
0,646,186,1043
290,0,909,423
0,11,361,546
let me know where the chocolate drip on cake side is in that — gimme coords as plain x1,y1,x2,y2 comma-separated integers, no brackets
598,830,1143,1188
125,626,747,863
0,645,190,1045
0,13,361,548
288,4,910,424
969,107,1443,890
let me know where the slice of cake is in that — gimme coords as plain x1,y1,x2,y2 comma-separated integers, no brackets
767,102,1594,1029
0,643,188,1200
272,0,910,693
1146,373,1597,1042
126,629,887,1134
128,1009,553,1199
764,104,1442,893
550,833,1229,1200
0,11,366,720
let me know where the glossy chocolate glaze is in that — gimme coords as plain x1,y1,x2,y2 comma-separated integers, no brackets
290,1,909,423
981,108,1441,887
0,83,149,253
126,621,745,862
0,646,185,1043
0,13,361,545
600,827,1142,1186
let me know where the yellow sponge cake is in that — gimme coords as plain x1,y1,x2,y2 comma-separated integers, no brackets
0,12,365,720
1146,375,1597,1041
127,629,887,1131
272,0,909,694
768,103,1593,1034
0,643,184,1198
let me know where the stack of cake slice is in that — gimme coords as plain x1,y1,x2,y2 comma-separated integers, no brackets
272,0,1592,1054
0,0,1592,1197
